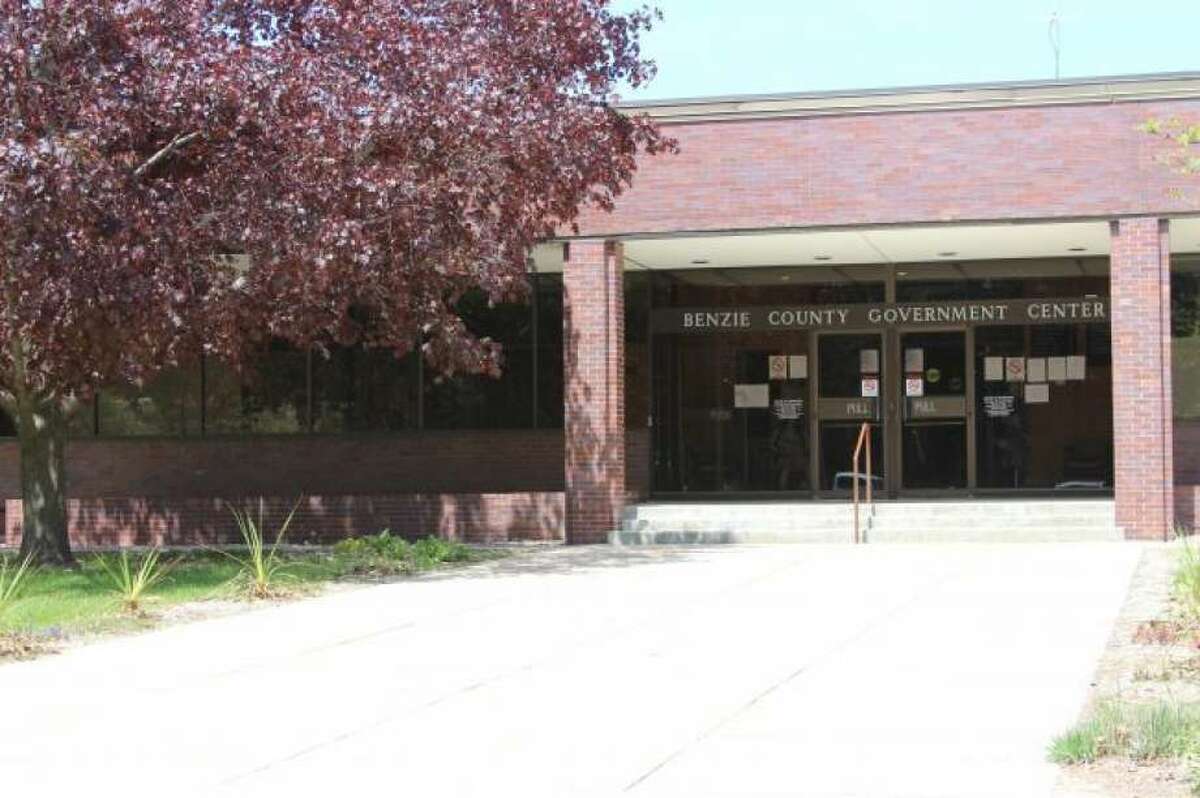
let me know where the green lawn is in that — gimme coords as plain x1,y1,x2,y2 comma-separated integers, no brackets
0,535,504,638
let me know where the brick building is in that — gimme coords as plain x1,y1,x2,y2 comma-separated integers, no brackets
5,72,1200,546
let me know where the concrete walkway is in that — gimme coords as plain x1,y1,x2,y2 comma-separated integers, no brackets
1,543,1141,797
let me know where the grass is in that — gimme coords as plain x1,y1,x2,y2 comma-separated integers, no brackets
1049,701,1200,766
1175,538,1200,626
0,536,502,640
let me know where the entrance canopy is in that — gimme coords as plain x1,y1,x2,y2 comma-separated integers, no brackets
541,218,1199,503
535,218,1200,274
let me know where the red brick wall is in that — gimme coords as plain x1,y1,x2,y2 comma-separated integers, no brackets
0,429,653,547
3,493,565,547
577,100,1198,236
1111,218,1174,540
564,240,626,543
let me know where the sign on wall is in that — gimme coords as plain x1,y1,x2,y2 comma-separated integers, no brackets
653,297,1110,334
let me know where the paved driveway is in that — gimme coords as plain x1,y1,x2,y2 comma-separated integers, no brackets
3,543,1141,797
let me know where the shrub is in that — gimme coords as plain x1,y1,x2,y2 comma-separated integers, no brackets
222,498,301,598
93,549,175,613
334,532,474,574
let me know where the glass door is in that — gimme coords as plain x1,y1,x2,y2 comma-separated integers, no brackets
898,331,968,490
816,333,885,493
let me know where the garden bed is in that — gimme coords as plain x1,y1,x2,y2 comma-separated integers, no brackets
0,533,511,663
1053,541,1200,797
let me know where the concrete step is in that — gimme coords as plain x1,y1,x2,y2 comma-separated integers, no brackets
613,499,1121,544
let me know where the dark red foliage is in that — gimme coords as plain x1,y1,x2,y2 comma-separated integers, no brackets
0,0,672,407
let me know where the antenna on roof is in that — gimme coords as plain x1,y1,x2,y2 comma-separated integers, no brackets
1048,9,1062,80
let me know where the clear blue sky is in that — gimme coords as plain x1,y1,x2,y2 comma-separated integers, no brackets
614,0,1200,100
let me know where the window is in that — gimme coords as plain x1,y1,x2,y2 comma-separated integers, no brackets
205,345,309,434
97,365,202,436
1173,259,1200,420
313,346,420,432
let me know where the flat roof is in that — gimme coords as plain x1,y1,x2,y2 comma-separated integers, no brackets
617,71,1200,122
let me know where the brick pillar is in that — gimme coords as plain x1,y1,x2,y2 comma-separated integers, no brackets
563,239,625,544
1110,217,1173,540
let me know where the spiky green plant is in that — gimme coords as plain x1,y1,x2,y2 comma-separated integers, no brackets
1175,539,1200,626
94,548,175,613
223,498,301,599
0,553,35,618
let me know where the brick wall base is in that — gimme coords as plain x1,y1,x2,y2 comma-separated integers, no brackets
3,492,566,548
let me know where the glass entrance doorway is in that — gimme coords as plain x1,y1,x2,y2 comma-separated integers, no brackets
816,333,884,492
897,331,969,490
648,259,1114,498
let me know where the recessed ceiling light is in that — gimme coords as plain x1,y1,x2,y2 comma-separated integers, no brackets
1068,247,1088,252
937,251,958,258
814,255,833,261
780,275,791,281
690,258,710,265
897,270,909,277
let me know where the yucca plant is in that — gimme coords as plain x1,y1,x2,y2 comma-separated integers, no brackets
0,553,35,618
223,498,301,599
94,548,175,613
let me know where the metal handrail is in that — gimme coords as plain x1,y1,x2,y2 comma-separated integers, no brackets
851,421,874,544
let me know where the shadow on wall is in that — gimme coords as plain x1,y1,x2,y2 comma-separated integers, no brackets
1177,486,1199,534
2,492,566,549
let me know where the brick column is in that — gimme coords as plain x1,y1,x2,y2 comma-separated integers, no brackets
563,239,625,544
1110,217,1173,540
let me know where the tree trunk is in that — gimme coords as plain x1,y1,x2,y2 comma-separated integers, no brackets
16,396,73,567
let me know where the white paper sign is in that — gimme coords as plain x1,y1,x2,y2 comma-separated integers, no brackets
768,356,788,381
1067,356,1087,381
905,348,924,372
861,376,880,398
984,357,1004,382
860,349,880,374
788,355,808,380
982,395,1016,418
1005,357,1026,382
906,377,924,397
1026,358,1047,383
772,399,804,420
733,383,770,409
1025,383,1050,404
1047,357,1067,382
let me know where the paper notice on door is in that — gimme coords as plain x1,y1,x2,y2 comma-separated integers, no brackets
860,349,880,374
772,399,804,420
982,395,1016,418
1025,383,1050,404
733,383,770,409
861,376,880,398
1026,358,1047,383
1067,356,1087,381
904,348,924,372
768,355,788,381
984,357,1005,382
1005,357,1026,382
788,355,808,380
905,377,924,397
1047,357,1068,382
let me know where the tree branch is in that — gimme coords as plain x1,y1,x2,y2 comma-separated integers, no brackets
133,131,202,180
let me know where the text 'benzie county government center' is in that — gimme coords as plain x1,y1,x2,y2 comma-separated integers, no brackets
6,72,1200,546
